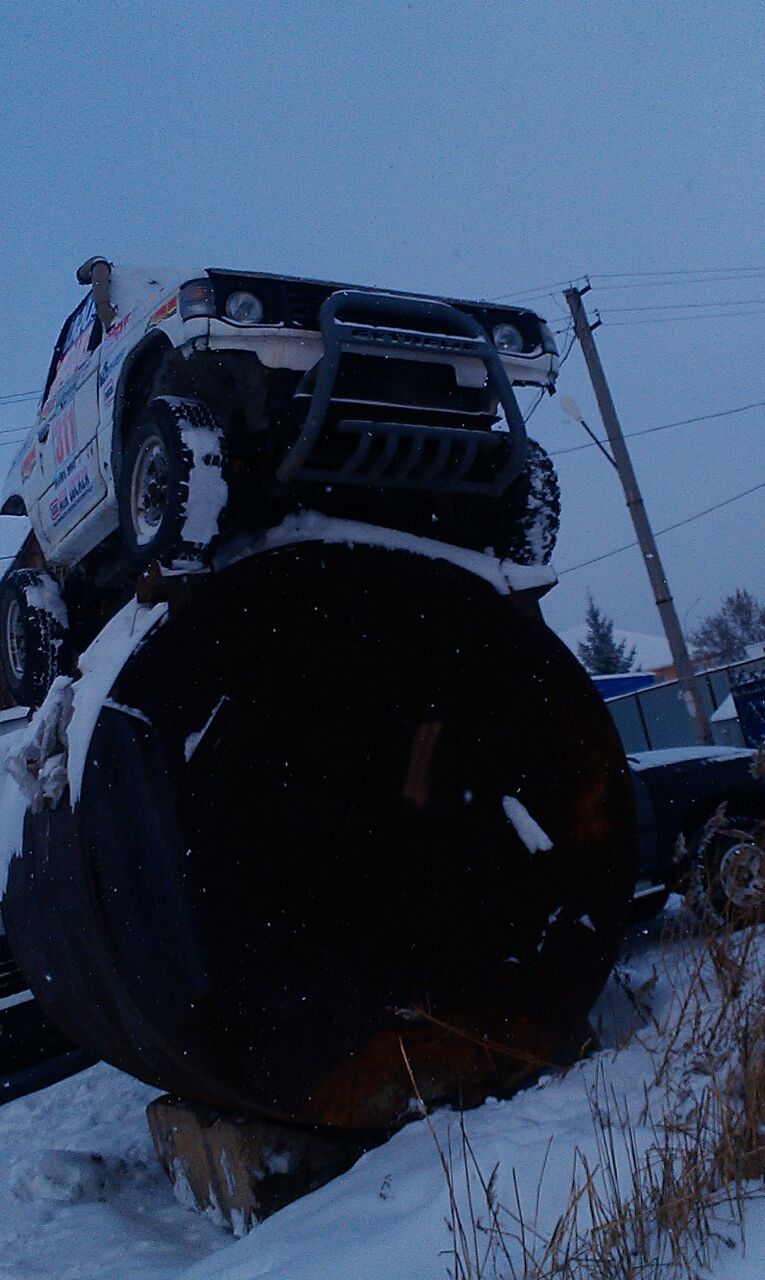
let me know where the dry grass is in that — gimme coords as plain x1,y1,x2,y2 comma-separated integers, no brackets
415,807,765,1279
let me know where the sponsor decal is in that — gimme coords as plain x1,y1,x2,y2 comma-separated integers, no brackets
102,380,115,403
49,460,93,528
98,346,128,389
53,406,77,467
44,324,94,414
41,375,75,422
21,444,37,481
147,295,178,328
104,311,132,343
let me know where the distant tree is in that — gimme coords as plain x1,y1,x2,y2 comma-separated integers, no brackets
577,596,637,674
690,588,765,664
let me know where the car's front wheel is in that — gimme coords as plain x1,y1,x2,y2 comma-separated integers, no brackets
690,813,765,925
118,397,228,571
436,439,561,563
0,569,70,707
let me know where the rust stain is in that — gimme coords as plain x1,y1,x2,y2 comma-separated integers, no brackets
403,719,443,809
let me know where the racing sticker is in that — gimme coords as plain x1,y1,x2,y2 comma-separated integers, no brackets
21,443,37,481
148,295,177,328
53,406,77,467
99,340,129,389
48,460,94,528
104,311,132,343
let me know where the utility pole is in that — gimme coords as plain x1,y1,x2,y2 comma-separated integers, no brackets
564,285,713,746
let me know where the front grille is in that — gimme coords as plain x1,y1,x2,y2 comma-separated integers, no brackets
284,281,334,328
297,354,494,419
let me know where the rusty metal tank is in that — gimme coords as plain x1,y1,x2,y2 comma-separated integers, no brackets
2,540,635,1130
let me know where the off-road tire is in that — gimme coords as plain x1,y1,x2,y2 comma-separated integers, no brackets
439,438,560,564
118,398,228,571
0,569,70,707
497,439,561,565
690,813,765,925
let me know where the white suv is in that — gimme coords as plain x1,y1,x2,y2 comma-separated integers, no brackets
0,258,560,704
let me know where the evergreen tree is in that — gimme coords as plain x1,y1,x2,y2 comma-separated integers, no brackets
577,596,637,674
690,588,765,664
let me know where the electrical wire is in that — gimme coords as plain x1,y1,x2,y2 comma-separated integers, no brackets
591,267,764,281
523,389,545,425
523,323,576,429
558,325,576,366
557,479,765,576
0,426,32,437
0,430,34,442
600,309,765,327
590,275,765,292
549,399,765,459
603,298,765,313
489,266,765,304
489,276,588,303
0,391,40,407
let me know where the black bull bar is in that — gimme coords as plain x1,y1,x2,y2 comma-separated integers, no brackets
276,290,528,496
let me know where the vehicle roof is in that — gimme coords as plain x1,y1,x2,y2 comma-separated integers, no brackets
627,746,755,771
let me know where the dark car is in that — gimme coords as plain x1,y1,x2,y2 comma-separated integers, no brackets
628,746,765,918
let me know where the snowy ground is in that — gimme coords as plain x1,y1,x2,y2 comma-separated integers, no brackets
3,906,765,1279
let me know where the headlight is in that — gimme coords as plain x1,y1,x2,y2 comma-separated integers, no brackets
225,291,264,324
492,323,524,354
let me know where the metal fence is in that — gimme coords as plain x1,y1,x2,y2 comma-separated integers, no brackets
606,656,765,752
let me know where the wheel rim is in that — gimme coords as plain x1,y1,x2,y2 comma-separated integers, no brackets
718,838,765,909
130,434,170,546
5,598,26,682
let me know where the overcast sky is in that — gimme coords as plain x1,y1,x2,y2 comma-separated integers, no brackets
1,0,762,638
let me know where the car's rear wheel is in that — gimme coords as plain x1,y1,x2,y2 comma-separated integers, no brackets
118,398,228,571
0,569,70,707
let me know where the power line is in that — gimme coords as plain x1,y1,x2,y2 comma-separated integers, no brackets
523,389,545,425
601,309,765,327
591,275,765,292
523,325,577,430
0,391,40,406
489,276,587,303
0,426,34,439
489,266,765,304
591,266,764,281
558,478,765,576
604,298,765,313
549,399,765,459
